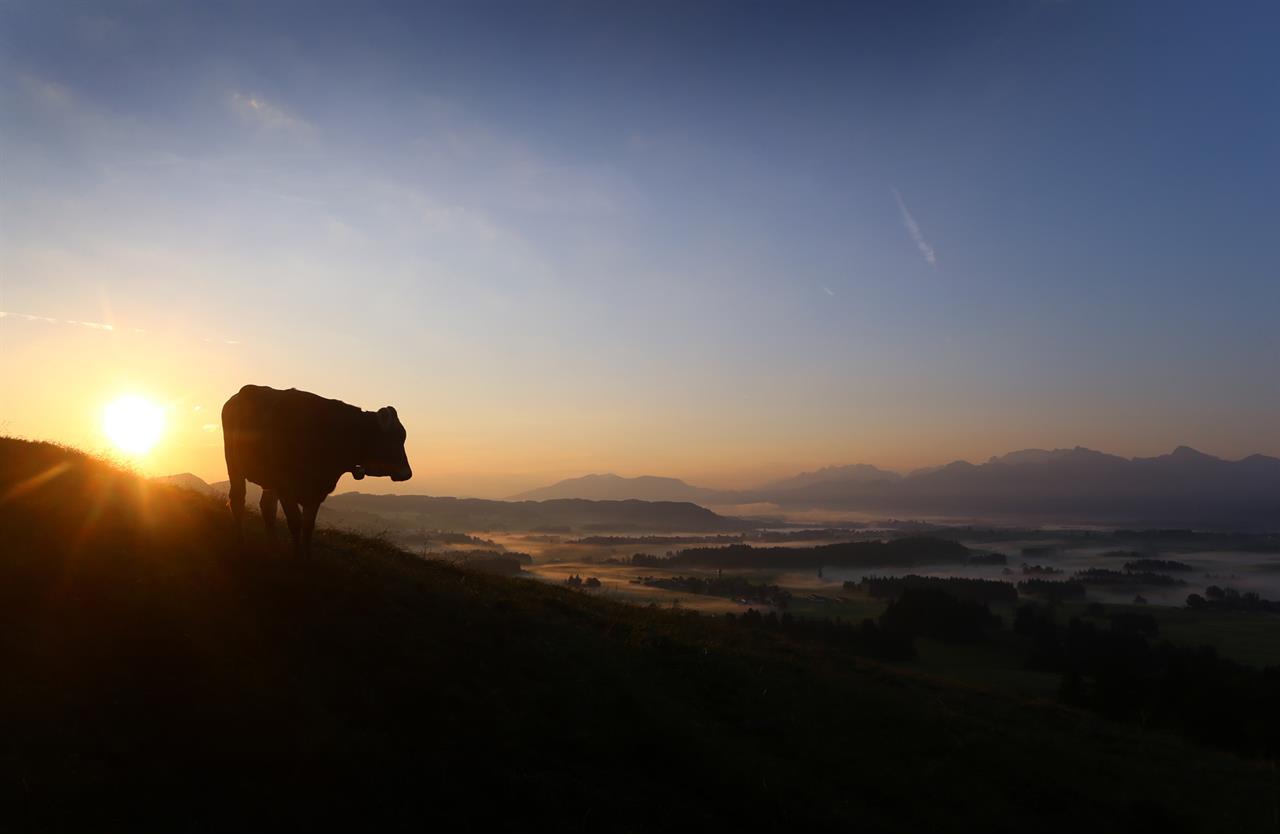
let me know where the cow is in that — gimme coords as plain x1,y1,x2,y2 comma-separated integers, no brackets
221,384,412,557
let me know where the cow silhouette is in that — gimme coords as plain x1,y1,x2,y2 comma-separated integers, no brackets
222,384,412,557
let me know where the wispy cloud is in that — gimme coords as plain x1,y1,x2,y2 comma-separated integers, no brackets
18,72,74,107
892,188,937,267
229,92,314,135
0,310,243,345
822,286,836,297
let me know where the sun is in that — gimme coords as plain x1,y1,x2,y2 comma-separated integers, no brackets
103,395,167,456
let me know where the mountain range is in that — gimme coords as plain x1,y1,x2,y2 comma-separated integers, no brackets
503,446,1280,529
508,463,902,503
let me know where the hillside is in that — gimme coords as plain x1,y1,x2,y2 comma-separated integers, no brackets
2,437,1274,831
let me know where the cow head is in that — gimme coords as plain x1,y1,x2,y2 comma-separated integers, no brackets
356,406,413,482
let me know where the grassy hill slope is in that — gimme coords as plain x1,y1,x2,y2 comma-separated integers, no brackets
0,437,1272,832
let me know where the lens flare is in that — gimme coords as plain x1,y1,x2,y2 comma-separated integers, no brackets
103,395,166,455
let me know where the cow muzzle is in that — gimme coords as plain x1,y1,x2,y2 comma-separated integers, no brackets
352,465,366,481
392,466,412,482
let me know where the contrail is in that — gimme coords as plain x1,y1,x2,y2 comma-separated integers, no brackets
892,188,937,266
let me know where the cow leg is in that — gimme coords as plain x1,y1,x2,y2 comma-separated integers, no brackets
300,502,320,558
280,499,302,557
227,470,247,548
259,489,279,545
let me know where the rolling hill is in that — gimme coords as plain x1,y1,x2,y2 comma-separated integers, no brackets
2,436,1275,830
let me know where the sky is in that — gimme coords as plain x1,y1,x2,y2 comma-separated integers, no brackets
2,0,1278,497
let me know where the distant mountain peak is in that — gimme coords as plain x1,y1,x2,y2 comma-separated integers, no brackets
983,447,1128,467
508,473,712,502
1169,445,1214,459
152,472,217,495
986,449,1056,466
1132,446,1224,466
763,463,901,491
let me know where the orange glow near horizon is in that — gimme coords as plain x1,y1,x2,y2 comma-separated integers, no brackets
0,317,1275,498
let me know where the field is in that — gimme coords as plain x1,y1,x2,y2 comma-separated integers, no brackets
452,530,1280,674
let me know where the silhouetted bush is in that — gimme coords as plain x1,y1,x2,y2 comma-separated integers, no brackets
879,589,1000,644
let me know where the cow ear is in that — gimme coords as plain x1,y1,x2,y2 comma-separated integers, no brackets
376,406,397,432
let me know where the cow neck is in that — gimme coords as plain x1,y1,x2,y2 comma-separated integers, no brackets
351,410,380,473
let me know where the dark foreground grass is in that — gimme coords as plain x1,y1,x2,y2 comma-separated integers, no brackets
0,437,1274,832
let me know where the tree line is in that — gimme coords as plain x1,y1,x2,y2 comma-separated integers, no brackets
629,536,970,569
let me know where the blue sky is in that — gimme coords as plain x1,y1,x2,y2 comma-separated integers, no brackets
1,1,1277,495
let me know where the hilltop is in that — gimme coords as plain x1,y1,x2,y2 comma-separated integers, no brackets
3,437,1273,831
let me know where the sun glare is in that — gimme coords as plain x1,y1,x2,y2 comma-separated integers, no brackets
103,395,166,456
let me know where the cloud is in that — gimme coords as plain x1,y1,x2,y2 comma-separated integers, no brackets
229,92,314,135
822,286,835,296
0,310,243,345
18,72,73,108
892,188,937,267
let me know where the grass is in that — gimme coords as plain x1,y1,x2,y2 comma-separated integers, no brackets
909,635,1062,700
0,436,1276,832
